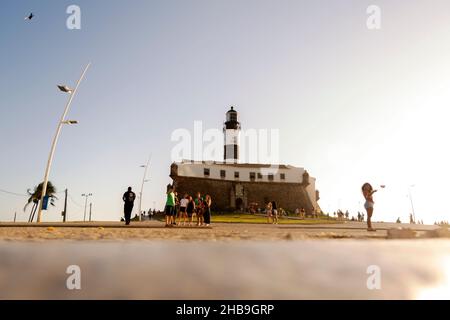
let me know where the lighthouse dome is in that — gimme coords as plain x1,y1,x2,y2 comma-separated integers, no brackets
226,106,238,123
227,106,237,113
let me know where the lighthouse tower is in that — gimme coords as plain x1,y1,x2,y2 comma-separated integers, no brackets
223,106,241,163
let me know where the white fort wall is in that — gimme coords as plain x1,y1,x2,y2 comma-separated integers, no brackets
175,161,316,190
174,161,317,208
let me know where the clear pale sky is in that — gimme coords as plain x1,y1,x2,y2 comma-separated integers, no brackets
1,0,449,223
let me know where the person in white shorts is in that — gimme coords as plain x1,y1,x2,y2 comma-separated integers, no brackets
178,194,189,226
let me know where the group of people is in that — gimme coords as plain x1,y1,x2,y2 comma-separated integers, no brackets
121,181,381,232
265,200,279,224
164,189,212,227
295,207,319,219
332,211,364,222
357,212,365,222
121,186,213,227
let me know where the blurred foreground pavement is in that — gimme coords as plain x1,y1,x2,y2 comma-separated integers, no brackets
0,240,449,299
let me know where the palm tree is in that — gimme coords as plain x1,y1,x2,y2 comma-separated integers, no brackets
24,181,58,222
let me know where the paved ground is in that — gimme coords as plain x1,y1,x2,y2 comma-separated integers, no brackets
0,221,448,299
0,221,442,241
0,240,449,299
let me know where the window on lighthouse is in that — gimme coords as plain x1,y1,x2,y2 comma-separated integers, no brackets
228,113,237,122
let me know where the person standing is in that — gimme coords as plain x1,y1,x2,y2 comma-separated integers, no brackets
178,194,189,226
173,191,180,225
266,201,273,224
271,200,278,224
362,182,378,231
165,188,176,227
186,196,195,227
195,192,204,226
149,208,154,221
203,194,212,226
122,187,136,225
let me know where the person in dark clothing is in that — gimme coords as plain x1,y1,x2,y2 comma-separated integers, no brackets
203,194,212,226
122,187,136,225
186,196,195,226
271,200,278,224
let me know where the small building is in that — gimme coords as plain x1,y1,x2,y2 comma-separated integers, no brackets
170,107,321,214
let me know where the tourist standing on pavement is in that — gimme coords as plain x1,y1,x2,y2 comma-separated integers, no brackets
178,194,189,226
122,187,136,225
362,182,377,231
195,192,204,226
186,196,196,226
173,191,180,225
266,201,273,224
203,194,212,226
165,188,176,227
271,200,278,224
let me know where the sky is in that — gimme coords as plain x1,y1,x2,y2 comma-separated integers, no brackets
1,0,449,223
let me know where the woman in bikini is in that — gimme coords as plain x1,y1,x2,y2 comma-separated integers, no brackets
362,182,378,231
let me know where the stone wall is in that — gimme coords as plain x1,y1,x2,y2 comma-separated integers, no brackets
171,175,318,214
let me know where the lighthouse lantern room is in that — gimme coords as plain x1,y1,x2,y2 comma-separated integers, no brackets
223,106,241,163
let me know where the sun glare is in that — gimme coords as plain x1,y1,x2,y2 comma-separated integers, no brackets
416,256,450,300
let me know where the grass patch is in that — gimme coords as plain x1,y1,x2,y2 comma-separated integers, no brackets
211,213,341,225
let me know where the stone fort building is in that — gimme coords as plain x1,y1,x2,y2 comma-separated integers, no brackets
170,107,320,214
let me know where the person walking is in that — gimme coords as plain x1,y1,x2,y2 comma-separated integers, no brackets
203,194,212,226
165,188,176,227
122,187,136,225
362,182,378,231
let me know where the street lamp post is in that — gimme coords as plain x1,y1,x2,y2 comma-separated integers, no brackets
138,154,152,222
82,193,92,222
36,63,91,223
408,185,416,223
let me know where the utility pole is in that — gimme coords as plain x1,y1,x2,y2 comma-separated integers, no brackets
62,188,68,222
82,193,92,222
139,153,152,222
89,202,92,222
408,185,416,224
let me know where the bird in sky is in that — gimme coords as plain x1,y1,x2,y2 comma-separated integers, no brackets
57,85,73,93
24,13,34,21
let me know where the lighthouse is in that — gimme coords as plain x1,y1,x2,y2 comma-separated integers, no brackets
170,105,321,214
223,106,241,163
